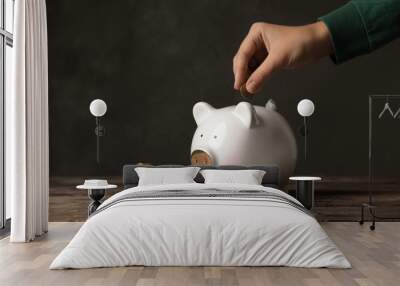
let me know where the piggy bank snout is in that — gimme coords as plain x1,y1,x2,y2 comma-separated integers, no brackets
191,150,214,166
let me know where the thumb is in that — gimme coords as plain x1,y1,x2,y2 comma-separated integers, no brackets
246,54,279,94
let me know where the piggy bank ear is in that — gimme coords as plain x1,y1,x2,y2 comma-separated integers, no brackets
193,102,215,125
265,99,277,111
234,102,258,128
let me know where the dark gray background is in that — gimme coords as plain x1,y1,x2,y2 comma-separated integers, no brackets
47,0,400,177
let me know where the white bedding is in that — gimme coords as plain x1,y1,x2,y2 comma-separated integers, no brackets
50,183,351,269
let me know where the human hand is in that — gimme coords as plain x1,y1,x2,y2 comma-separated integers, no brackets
233,22,333,94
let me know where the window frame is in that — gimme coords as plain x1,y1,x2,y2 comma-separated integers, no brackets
0,0,13,230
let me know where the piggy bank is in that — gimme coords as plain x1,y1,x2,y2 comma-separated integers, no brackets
190,101,297,184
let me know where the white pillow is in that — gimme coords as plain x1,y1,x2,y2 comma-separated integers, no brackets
135,167,201,186
200,169,266,185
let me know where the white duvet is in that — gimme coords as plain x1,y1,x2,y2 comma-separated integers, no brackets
50,183,350,269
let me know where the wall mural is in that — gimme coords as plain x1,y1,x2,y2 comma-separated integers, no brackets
47,0,400,177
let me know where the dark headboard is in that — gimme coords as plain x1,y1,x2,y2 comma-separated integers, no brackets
123,165,280,189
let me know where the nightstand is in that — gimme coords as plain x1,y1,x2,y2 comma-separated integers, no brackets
289,176,321,210
77,180,117,216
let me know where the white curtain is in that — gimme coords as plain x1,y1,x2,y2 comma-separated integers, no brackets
7,0,49,242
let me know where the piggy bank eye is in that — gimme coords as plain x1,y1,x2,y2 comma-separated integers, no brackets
213,135,217,139
200,134,203,138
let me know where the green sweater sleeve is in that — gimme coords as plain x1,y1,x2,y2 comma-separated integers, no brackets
319,0,400,64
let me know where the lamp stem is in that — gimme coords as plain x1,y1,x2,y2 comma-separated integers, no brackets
96,117,100,164
304,116,307,162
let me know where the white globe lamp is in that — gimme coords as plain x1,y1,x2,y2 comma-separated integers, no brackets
90,99,107,117
297,99,315,161
89,99,107,164
297,99,315,117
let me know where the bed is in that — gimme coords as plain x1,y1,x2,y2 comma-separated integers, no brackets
50,165,350,269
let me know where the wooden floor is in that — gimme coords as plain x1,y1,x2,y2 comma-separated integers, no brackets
49,176,400,222
1,222,400,286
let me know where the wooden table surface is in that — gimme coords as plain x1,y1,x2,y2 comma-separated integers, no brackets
49,176,400,222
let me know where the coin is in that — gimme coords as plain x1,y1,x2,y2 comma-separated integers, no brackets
240,84,253,98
